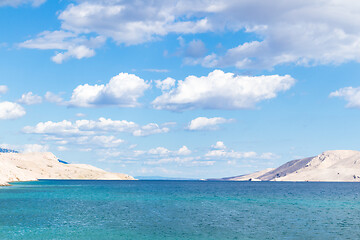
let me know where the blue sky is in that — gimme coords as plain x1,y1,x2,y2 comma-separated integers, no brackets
1,0,360,178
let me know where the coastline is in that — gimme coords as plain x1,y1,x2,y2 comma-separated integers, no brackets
0,152,134,186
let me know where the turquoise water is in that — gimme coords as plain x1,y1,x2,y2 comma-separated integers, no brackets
1,180,360,239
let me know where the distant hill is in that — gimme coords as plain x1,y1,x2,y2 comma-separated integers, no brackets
0,152,134,185
1,148,68,165
218,150,360,182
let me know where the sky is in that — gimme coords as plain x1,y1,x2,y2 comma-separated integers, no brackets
1,0,360,179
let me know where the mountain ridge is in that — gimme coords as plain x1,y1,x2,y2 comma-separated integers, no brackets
219,150,360,182
0,152,134,186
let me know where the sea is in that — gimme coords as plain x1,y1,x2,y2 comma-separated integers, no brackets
1,180,360,239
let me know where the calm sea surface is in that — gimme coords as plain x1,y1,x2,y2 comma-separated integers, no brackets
1,180,360,239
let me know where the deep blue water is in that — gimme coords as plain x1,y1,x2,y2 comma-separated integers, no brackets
1,180,360,239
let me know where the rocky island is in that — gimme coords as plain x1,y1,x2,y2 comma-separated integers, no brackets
0,151,134,185
220,150,360,182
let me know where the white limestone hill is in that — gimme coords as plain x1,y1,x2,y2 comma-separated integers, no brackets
0,152,134,186
222,150,360,182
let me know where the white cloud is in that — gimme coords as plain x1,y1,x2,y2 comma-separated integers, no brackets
0,85,8,94
19,1,211,62
155,77,176,91
76,118,138,133
20,30,105,63
148,147,171,156
132,123,169,137
211,141,226,150
205,141,278,160
205,149,257,159
153,70,295,110
23,120,87,136
18,92,42,105
23,117,170,138
205,149,277,160
128,144,137,149
330,87,360,108
69,72,150,107
0,101,26,120
58,1,211,46
0,0,46,7
23,144,49,153
258,152,278,160
80,148,92,152
19,1,360,68
191,1,360,69
76,113,86,117
177,146,192,155
188,117,234,131
147,145,191,156
82,135,124,148
44,91,64,104
52,45,95,64
57,146,68,151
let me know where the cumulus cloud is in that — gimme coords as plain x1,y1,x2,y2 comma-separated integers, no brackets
0,101,26,120
155,77,176,91
69,72,150,107
17,92,42,105
211,141,226,150
23,117,170,137
205,141,278,160
153,70,295,110
58,1,211,46
330,87,360,108
0,0,46,7
23,120,88,136
19,1,210,62
148,147,171,156
188,117,234,131
19,30,105,63
189,1,360,69
0,85,8,94
146,145,192,156
132,123,169,137
19,1,360,68
22,117,173,149
177,146,192,155
96,145,194,165
138,146,196,165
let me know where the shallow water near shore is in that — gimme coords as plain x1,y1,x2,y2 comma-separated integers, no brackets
1,180,360,239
